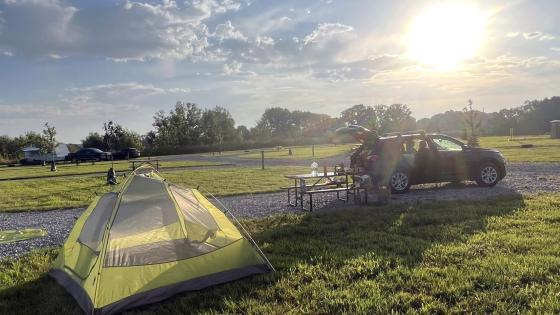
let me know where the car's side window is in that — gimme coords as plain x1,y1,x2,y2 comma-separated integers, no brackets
432,137,463,151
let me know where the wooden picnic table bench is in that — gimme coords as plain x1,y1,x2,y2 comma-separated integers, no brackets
284,170,367,211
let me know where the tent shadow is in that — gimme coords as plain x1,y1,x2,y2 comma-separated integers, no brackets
129,192,525,314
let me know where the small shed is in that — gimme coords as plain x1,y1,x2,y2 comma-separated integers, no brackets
551,120,560,139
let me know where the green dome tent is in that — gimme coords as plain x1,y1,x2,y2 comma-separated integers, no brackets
50,165,273,315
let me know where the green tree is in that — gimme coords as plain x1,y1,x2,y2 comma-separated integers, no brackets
200,107,239,146
236,125,251,142
102,121,142,151
42,122,57,155
462,99,481,146
253,107,295,139
152,102,203,146
82,132,105,149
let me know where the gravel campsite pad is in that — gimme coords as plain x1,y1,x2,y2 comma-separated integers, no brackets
1,162,559,260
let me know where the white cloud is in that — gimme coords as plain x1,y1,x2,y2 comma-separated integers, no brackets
505,32,519,38
522,31,555,41
255,35,274,46
213,20,247,41
0,0,244,61
48,53,64,59
303,23,355,45
65,82,190,98
551,47,560,52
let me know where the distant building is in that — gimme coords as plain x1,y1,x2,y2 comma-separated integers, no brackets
551,120,560,139
20,144,70,164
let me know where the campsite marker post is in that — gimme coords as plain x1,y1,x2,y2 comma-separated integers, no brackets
261,151,265,170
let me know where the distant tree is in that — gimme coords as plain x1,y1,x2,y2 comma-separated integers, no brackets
255,107,295,138
142,131,157,149
42,122,57,164
339,104,415,134
82,132,105,149
236,125,251,142
102,121,142,151
200,106,239,146
462,99,481,146
0,135,18,160
18,131,48,151
340,104,376,127
375,104,416,133
152,102,203,146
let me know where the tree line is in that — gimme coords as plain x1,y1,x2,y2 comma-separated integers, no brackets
1,96,558,161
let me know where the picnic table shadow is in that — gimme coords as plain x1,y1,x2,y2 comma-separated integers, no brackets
1,192,525,314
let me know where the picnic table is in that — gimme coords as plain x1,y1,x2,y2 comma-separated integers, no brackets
130,159,160,170
283,169,367,211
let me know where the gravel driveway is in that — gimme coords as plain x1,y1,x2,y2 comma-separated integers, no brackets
1,162,558,260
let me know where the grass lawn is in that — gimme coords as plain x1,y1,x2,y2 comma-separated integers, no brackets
0,160,223,180
195,136,559,163
199,144,355,160
479,136,560,163
0,166,307,212
2,194,560,314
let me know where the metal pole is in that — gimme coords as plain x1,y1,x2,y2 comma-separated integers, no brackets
261,151,265,170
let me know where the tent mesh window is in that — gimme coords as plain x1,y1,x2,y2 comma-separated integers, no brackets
104,176,239,267
78,192,118,253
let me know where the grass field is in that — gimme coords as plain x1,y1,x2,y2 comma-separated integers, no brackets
0,166,306,212
199,144,355,160
197,136,559,162
1,194,560,314
0,160,223,180
479,136,560,163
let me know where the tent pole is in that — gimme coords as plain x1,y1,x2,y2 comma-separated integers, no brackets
199,186,276,272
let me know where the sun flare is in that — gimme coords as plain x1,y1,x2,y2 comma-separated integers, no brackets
408,3,487,71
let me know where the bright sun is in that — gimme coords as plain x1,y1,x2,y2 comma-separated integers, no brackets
408,3,487,71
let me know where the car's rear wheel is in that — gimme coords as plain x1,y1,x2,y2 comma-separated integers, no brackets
390,170,411,193
476,162,500,187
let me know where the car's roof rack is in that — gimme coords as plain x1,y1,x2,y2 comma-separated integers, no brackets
382,130,426,137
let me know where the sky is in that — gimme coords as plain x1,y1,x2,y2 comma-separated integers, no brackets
0,0,559,143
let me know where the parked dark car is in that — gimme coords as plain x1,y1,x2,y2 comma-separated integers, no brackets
349,130,507,193
66,148,112,162
112,148,141,160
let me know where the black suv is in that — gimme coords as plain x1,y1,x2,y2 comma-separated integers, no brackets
349,130,507,193
66,148,112,162
112,148,141,160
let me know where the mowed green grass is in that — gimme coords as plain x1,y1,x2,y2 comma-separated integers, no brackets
479,136,560,163
0,166,307,212
199,144,355,160
195,136,559,162
2,194,560,314
0,160,223,180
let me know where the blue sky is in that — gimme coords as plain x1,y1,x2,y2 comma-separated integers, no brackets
0,0,559,142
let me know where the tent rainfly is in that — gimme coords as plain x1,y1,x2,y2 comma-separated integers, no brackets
50,165,272,315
